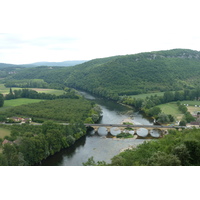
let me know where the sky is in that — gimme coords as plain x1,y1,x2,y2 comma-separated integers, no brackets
0,0,200,64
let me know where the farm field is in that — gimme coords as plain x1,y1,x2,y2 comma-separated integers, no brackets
0,84,22,95
30,88,65,95
0,84,65,96
0,98,45,111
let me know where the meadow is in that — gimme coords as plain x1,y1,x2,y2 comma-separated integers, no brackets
157,102,183,121
0,127,11,139
0,84,65,96
157,101,200,121
0,98,45,111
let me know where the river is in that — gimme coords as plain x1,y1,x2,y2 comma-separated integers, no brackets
40,91,154,166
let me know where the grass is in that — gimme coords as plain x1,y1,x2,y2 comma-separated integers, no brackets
0,84,22,95
157,101,200,120
0,84,65,96
0,127,11,139
157,102,184,121
29,88,65,96
180,100,200,106
0,98,45,111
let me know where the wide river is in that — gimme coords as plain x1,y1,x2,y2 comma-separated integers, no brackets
41,91,154,166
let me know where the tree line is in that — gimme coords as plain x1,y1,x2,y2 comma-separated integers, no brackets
5,88,79,100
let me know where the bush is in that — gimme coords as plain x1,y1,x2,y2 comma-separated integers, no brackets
116,132,133,138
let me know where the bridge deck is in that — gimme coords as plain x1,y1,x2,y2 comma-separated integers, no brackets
84,124,186,129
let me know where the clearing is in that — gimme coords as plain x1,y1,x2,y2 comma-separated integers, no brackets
157,102,183,121
0,98,44,111
0,127,11,139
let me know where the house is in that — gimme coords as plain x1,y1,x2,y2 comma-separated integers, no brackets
7,117,32,123
11,117,23,122
21,118,32,123
2,139,13,145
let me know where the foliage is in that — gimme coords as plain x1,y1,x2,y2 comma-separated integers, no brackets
4,88,78,100
82,156,107,166
105,128,200,166
1,98,96,122
147,151,181,166
0,94,4,107
6,49,200,100
116,132,133,138
157,113,170,123
0,121,87,166
4,79,49,88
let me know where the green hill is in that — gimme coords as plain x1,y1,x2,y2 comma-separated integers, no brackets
65,49,200,99
9,49,200,100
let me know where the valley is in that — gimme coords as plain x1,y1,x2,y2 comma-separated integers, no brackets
0,48,200,166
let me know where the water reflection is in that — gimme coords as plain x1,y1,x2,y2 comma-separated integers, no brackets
135,128,148,137
150,129,161,138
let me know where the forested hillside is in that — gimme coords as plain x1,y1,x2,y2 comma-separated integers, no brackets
8,49,200,99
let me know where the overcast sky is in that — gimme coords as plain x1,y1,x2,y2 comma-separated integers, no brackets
0,0,200,64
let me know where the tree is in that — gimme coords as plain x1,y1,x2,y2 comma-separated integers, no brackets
157,113,170,123
0,93,4,107
147,106,161,117
163,91,174,103
0,153,8,166
3,143,19,166
147,151,181,166
184,112,195,123
172,144,190,166
179,120,186,126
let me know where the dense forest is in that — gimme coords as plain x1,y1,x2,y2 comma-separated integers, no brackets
83,128,200,166
6,49,200,100
0,122,87,166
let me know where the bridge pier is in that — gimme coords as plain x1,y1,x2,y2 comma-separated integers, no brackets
106,127,111,133
147,129,152,137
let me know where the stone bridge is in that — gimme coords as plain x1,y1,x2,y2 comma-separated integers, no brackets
85,124,185,138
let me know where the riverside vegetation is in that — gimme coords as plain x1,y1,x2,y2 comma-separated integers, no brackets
1,48,200,166
83,128,200,166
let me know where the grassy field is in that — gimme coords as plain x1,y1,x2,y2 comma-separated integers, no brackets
0,98,45,111
157,102,184,121
0,127,11,139
180,100,200,106
157,101,200,120
0,84,65,96
30,88,65,95
0,84,22,95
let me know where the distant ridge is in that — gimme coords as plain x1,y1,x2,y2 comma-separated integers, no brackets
0,60,87,68
30,60,87,67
